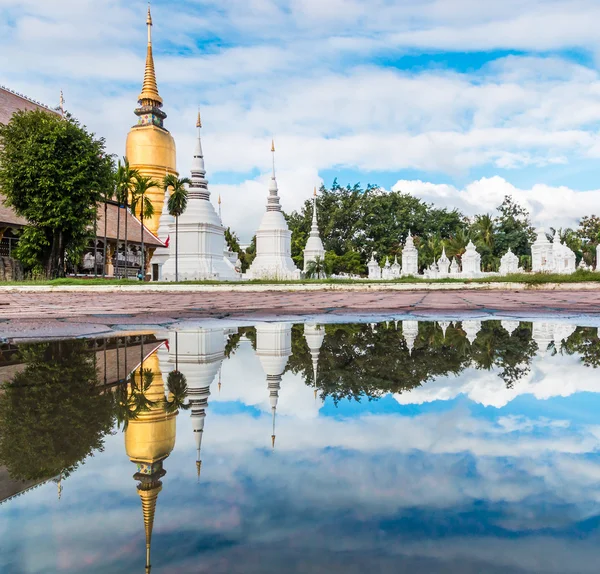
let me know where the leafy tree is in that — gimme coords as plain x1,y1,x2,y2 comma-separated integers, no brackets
165,371,190,414
243,235,257,271
471,214,496,271
0,340,115,480
305,255,330,278
164,174,191,282
493,196,535,269
0,110,114,277
324,250,364,275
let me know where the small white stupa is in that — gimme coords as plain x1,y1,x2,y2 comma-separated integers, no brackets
247,142,301,280
499,248,520,275
402,231,419,276
531,229,553,273
303,187,326,276
367,253,381,279
161,112,239,281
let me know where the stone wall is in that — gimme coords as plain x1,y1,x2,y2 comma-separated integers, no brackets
0,257,24,281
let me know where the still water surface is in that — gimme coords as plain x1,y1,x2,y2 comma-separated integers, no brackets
1,320,600,573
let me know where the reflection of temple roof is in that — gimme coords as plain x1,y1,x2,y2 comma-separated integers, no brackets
0,467,56,505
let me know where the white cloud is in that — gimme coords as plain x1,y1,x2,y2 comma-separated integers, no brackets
394,175,600,229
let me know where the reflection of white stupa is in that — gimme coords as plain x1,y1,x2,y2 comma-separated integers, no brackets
166,328,226,478
501,321,520,336
532,323,554,355
161,113,239,281
403,321,419,354
304,324,325,399
462,320,481,345
439,321,450,338
255,323,292,448
246,143,301,280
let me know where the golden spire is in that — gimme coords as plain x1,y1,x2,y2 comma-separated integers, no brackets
138,4,163,106
196,459,202,482
313,186,317,197
196,109,202,128
138,482,162,574
218,194,221,205
271,139,275,153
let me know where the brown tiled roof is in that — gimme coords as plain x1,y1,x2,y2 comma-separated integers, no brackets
0,194,27,227
0,86,60,126
0,195,164,247
97,200,165,248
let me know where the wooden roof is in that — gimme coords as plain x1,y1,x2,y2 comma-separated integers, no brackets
0,195,27,228
97,200,164,247
0,195,164,248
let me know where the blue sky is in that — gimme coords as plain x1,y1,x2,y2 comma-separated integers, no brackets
3,0,600,240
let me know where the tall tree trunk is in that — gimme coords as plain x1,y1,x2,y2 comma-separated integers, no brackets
124,199,129,280
175,215,179,283
94,205,98,278
57,230,65,278
116,204,121,279
140,193,145,280
102,201,108,278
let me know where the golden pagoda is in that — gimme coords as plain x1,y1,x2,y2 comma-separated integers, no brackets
125,5,177,236
124,351,178,574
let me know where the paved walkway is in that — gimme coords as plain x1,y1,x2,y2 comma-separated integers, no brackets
2,289,600,340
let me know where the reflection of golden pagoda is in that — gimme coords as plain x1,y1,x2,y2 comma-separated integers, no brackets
124,352,177,574
125,5,177,235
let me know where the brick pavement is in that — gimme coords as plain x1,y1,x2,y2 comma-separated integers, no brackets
2,290,600,326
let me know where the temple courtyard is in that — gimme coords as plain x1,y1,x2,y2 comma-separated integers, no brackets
3,287,600,340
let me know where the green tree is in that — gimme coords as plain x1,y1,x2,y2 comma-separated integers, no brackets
471,214,496,271
130,174,158,278
164,174,191,282
0,110,114,277
305,255,329,278
493,196,535,268
0,340,115,480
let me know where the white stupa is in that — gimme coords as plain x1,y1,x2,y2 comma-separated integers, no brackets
246,142,301,280
303,188,326,275
161,112,240,281
255,323,292,448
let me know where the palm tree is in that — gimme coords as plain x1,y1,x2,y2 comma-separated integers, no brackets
471,214,496,271
305,255,329,278
163,174,191,282
164,371,190,414
130,174,158,280
114,159,139,278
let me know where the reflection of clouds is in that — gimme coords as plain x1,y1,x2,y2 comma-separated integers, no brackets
394,352,600,408
5,328,600,573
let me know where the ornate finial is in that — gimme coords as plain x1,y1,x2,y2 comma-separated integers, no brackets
218,194,221,205
196,459,202,482
196,109,202,128
314,387,318,400
271,434,276,449
138,3,163,106
271,139,275,153
313,186,317,197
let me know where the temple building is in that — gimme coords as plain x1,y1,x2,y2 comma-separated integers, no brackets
246,143,301,280
124,350,178,574
125,6,177,236
303,188,326,275
255,323,293,447
158,114,240,281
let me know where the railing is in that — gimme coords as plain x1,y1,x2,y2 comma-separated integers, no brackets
0,237,18,258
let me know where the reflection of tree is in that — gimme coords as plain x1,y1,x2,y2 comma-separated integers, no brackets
286,324,314,382
115,369,158,431
224,327,256,359
289,321,549,402
0,341,115,481
301,323,471,404
165,371,190,414
471,322,537,389
562,327,600,368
